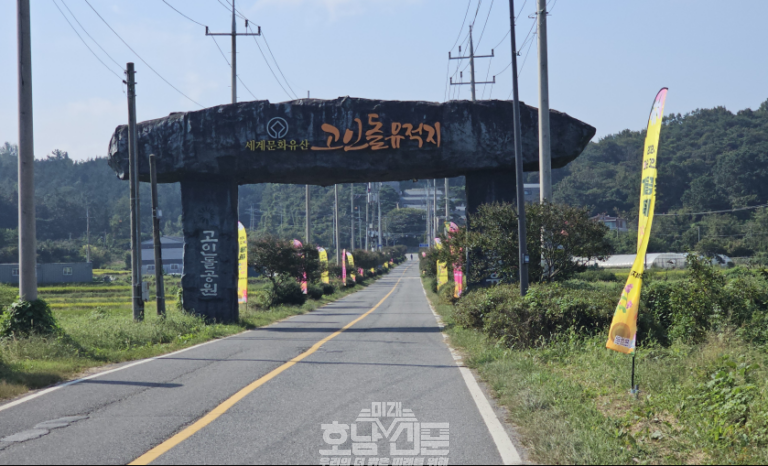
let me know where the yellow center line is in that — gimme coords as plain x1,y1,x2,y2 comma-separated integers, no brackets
130,266,410,465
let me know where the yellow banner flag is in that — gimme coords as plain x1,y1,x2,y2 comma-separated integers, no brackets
435,238,448,289
607,88,668,355
318,248,330,284
238,222,248,304
347,252,356,283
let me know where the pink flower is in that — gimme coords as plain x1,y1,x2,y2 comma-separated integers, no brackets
625,284,633,294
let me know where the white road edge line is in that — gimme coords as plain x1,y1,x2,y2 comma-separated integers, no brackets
420,281,522,466
0,335,225,414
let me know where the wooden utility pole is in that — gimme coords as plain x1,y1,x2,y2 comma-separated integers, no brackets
377,183,382,251
84,206,91,263
305,185,310,245
17,0,37,301
205,0,260,104
334,185,340,263
126,62,144,320
444,178,449,229
365,183,370,250
350,184,355,250
537,0,552,202
150,154,165,316
509,0,530,296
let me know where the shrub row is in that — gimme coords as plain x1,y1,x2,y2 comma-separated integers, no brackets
448,257,768,348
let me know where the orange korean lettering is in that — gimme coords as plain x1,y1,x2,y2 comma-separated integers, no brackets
424,124,439,146
403,123,423,148
342,118,370,151
386,122,405,149
311,124,343,151
365,114,389,150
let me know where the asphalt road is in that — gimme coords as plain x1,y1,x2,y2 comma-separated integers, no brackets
0,260,520,465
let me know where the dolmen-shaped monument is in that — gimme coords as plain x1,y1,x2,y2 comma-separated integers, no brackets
108,97,595,323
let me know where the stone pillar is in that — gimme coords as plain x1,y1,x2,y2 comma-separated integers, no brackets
465,169,518,216
181,178,239,323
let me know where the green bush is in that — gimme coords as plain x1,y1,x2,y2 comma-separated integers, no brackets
454,283,616,348
0,285,16,311
272,279,306,306
0,299,58,338
321,283,335,296
307,284,323,300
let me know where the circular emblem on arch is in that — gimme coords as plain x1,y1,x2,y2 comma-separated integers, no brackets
267,117,289,139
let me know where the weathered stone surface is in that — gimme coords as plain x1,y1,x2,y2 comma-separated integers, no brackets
108,97,595,186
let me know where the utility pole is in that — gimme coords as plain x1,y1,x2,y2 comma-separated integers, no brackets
149,154,166,316
433,179,438,239
83,205,92,263
444,178,450,230
365,184,371,251
249,204,256,231
305,185,310,245
377,183,382,251
424,181,431,247
334,185,340,263
205,0,260,104
509,0,529,296
449,25,495,99
358,206,362,249
350,184,355,250
17,0,37,301
126,62,144,320
537,0,552,202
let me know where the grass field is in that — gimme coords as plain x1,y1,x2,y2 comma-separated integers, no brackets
0,272,386,401
422,275,768,464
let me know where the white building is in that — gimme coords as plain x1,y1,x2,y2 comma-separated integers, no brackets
584,253,734,269
141,236,183,275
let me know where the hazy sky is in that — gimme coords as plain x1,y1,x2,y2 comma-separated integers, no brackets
1,0,767,161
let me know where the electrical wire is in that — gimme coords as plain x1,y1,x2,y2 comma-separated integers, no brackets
449,0,473,52
261,31,299,100
247,25,296,100
51,0,123,81
474,0,494,50
481,55,494,99
83,0,204,107
160,0,207,27
210,36,258,101
506,31,536,99
60,0,124,71
656,204,768,217
471,0,483,27
443,61,451,102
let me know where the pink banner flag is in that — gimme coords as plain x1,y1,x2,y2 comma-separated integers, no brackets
342,249,347,286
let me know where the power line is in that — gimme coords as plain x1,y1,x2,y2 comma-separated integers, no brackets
449,0,473,51
210,36,258,101
246,25,296,100
60,0,124,71
506,32,536,98
471,0,484,27
83,0,204,108
161,0,207,27
474,0,495,50
52,0,123,81
261,31,299,99
656,204,768,217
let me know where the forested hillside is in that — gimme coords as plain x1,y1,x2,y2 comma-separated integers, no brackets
1,98,767,264
553,98,768,257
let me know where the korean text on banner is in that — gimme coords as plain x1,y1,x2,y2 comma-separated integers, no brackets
347,252,356,283
606,88,668,355
318,248,330,284
435,238,448,289
342,249,347,285
237,222,248,304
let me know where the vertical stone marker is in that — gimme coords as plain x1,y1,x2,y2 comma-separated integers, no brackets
108,97,595,323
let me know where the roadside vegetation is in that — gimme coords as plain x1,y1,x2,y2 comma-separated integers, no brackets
422,203,768,464
0,243,406,401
